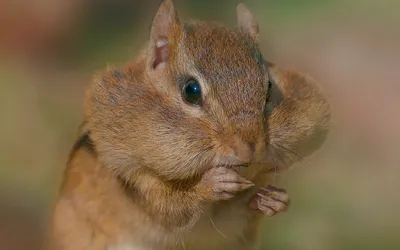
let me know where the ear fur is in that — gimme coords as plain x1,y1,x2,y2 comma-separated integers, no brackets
149,0,181,70
236,3,259,44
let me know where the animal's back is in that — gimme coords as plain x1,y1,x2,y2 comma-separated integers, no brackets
51,136,170,250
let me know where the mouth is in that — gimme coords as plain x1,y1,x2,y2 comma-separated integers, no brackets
230,164,249,172
226,164,283,174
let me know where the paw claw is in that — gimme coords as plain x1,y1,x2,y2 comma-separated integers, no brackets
250,185,290,217
201,167,253,201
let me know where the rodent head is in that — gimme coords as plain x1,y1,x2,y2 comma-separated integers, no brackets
85,0,272,180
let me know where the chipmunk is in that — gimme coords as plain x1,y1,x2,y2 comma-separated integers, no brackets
50,1,330,250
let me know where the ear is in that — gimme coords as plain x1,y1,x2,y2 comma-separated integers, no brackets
236,3,259,44
148,0,181,70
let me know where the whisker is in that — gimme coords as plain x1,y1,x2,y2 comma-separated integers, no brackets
209,217,227,239
275,144,316,173
271,146,287,167
272,124,332,130
265,147,279,174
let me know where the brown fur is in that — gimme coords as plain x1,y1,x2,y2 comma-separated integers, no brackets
50,1,330,249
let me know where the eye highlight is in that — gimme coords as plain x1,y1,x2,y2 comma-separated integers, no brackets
182,79,202,106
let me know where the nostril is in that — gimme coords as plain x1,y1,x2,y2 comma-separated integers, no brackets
233,137,254,164
234,148,253,164
214,142,254,167
248,142,255,153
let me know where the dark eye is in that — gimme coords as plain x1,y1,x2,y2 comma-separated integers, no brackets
182,79,202,106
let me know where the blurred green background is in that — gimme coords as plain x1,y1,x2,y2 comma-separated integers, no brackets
0,0,399,249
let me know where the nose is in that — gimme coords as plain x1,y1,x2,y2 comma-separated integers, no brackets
232,136,255,164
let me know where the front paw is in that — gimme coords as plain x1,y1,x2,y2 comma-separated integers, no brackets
249,185,290,217
198,167,254,201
